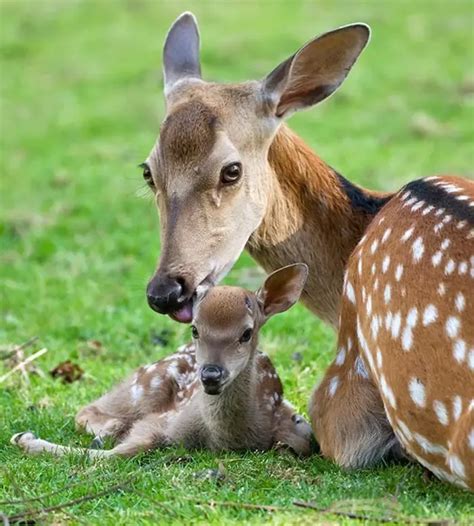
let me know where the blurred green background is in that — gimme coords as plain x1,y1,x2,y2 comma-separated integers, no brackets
1,1,473,524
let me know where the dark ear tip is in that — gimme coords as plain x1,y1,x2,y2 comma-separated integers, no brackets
175,11,198,27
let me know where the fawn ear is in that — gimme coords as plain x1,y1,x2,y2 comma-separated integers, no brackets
262,24,370,118
163,12,201,95
257,264,308,320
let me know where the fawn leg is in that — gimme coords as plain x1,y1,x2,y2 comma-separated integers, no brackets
12,413,168,459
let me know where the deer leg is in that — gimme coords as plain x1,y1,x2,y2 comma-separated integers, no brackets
446,407,474,490
75,404,128,441
12,413,168,459
309,292,404,469
273,402,315,457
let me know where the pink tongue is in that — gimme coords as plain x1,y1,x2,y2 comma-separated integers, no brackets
171,302,193,323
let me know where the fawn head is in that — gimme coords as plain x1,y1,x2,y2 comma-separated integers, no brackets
191,263,308,394
144,12,369,322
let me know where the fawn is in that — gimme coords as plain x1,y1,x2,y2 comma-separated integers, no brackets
12,264,313,458
138,13,473,488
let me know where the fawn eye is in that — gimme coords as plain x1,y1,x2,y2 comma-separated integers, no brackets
239,328,253,344
191,325,199,339
220,162,242,185
139,162,155,189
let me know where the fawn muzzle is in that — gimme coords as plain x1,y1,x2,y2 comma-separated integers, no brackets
200,364,228,395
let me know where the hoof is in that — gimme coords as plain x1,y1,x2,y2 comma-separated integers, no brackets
11,431,37,446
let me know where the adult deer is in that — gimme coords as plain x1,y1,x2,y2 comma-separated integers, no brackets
143,13,473,489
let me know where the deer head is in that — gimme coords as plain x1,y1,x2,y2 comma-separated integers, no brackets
143,12,370,322
192,263,308,394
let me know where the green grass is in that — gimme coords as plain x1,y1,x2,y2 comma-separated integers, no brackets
1,0,473,524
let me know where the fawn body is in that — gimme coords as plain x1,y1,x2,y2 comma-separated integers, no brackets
137,14,473,488
12,265,313,458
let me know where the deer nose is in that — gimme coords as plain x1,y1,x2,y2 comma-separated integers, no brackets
200,365,225,386
146,274,184,314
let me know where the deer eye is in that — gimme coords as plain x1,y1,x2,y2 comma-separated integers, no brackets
239,328,253,344
220,162,242,185
139,162,155,189
191,326,199,339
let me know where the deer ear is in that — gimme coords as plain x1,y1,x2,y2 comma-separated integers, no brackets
257,264,308,320
262,24,370,118
163,12,201,95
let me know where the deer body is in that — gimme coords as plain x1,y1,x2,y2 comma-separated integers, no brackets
12,266,314,459
311,176,474,489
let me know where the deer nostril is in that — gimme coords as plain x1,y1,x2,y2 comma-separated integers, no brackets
200,365,224,385
146,275,184,314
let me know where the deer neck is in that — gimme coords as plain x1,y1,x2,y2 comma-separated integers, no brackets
201,356,257,424
247,124,393,327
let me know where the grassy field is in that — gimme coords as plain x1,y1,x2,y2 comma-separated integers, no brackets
1,0,473,524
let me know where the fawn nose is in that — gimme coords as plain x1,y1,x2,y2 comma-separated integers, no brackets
146,274,185,314
200,365,226,394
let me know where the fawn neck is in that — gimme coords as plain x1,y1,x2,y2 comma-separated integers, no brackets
200,353,257,423
247,125,392,327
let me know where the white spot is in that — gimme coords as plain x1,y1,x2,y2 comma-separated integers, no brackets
422,205,434,216
371,239,379,254
468,349,474,370
422,305,438,326
373,278,379,291
442,214,452,224
347,337,353,351
397,419,413,442
366,295,372,316
130,383,144,403
328,376,339,398
432,251,443,267
370,315,380,340
456,195,469,201
445,316,460,339
434,207,445,217
406,307,418,327
412,237,425,262
401,227,414,242
447,454,465,479
452,396,462,421
400,190,411,201
434,222,444,233
404,197,417,207
438,283,446,296
469,428,474,450
395,264,404,281
376,349,383,369
362,287,367,303
412,200,425,211
358,258,363,276
380,375,396,408
371,263,376,275
335,347,346,366
150,376,161,390
401,327,413,351
455,293,465,312
433,400,449,426
409,377,426,408
384,284,392,305
457,220,467,229
354,356,369,378
440,238,451,250
445,259,455,275
382,228,392,243
382,256,390,273
391,312,401,339
345,281,356,304
458,262,468,274
414,432,447,456
385,311,393,331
